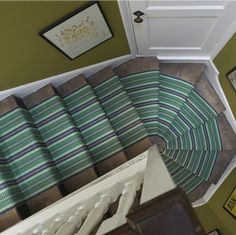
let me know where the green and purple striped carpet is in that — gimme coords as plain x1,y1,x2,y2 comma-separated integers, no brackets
0,68,223,215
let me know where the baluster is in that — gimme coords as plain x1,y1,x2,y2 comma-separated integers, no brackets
55,206,87,235
96,174,142,235
75,193,111,235
48,215,65,234
41,228,54,235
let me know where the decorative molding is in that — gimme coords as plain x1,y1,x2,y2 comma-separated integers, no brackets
0,54,132,101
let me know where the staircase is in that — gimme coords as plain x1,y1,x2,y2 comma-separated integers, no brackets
0,57,235,232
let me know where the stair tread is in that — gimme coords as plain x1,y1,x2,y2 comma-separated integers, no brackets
195,72,225,113
159,63,206,85
114,57,159,77
117,70,159,137
167,116,222,151
57,75,128,174
0,96,61,215
163,149,219,181
24,84,96,184
162,154,205,194
157,73,194,138
89,66,151,159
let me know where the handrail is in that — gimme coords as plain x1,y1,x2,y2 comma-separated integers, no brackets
2,150,147,235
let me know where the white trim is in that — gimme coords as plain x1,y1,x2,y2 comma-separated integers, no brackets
117,0,138,55
193,156,236,207
0,54,132,100
157,55,211,61
150,47,202,51
205,60,236,134
146,6,225,11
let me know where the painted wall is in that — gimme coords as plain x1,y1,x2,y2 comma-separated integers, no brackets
0,1,130,91
214,33,236,119
195,168,236,235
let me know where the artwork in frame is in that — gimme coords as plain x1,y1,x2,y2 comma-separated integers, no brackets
40,1,113,60
207,229,221,235
226,67,236,91
223,187,236,219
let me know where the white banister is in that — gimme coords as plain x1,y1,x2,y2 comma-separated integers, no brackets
54,206,87,235
76,194,111,235
96,174,142,235
140,145,176,204
2,150,148,235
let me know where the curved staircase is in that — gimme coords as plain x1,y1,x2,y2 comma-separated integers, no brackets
0,57,235,232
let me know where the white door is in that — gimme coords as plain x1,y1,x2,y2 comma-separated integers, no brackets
128,0,236,59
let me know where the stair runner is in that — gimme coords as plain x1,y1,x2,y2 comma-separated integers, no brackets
0,57,236,229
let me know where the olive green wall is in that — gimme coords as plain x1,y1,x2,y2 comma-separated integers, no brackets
214,33,236,119
0,1,130,91
195,168,236,235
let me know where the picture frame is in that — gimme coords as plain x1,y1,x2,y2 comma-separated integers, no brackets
207,229,221,235
223,187,236,219
40,1,113,60
226,67,236,91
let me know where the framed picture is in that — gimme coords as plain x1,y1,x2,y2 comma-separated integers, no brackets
226,67,236,91
208,229,221,235
40,1,113,60
223,187,236,219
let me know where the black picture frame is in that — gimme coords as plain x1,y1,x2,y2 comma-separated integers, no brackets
223,187,236,219
39,1,113,60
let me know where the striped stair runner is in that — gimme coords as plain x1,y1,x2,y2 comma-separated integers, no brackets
57,75,128,175
88,66,152,159
0,57,236,232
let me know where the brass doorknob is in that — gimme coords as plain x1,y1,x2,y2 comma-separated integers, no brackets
133,11,144,23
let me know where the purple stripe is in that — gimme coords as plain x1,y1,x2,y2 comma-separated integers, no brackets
88,132,116,149
46,127,79,145
108,103,133,119
186,100,207,122
189,130,196,149
6,143,47,163
16,162,57,182
117,120,142,135
203,124,211,150
143,117,158,122
37,109,68,127
158,118,171,127
1,123,37,141
127,84,159,93
0,179,19,190
135,100,158,107
99,87,124,103
80,114,107,131
160,87,187,99
70,98,97,114
178,113,193,130
55,146,89,164
160,103,179,113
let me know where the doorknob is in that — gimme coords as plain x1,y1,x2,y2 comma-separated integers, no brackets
133,11,144,23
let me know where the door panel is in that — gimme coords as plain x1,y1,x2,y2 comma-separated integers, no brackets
129,0,236,58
